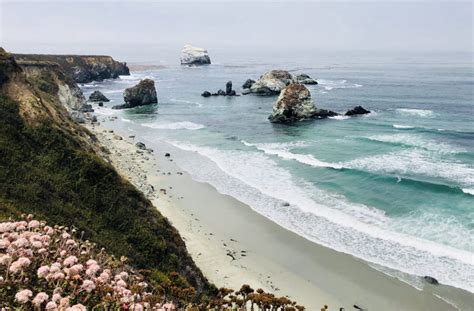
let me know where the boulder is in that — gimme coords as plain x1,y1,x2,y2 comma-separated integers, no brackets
180,45,211,65
89,90,110,102
296,74,318,85
226,81,233,95
79,104,94,113
269,83,318,123
242,79,256,89
98,102,104,107
250,70,294,95
345,106,370,116
201,91,211,97
136,142,147,150
113,79,157,109
216,89,226,96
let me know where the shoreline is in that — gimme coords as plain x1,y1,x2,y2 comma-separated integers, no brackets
85,122,473,311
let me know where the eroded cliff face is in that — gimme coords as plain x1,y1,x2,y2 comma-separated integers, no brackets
0,47,215,299
13,54,130,83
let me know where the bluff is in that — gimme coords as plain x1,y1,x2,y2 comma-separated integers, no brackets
13,53,130,83
0,48,214,301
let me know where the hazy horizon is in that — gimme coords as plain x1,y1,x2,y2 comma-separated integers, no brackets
1,0,472,63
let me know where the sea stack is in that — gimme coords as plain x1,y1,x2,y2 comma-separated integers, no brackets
269,83,337,123
249,70,294,95
113,79,157,109
296,73,318,85
180,44,211,65
89,90,110,102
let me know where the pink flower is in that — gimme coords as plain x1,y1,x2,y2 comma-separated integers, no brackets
52,293,62,302
60,250,67,257
0,254,11,265
37,265,50,278
45,301,58,310
15,289,33,304
131,304,143,311
86,263,100,276
52,272,65,280
32,292,49,306
11,237,29,248
68,264,83,277
65,239,77,247
0,238,10,249
61,232,71,239
63,255,78,267
9,257,31,273
163,302,176,311
98,270,110,283
86,259,97,266
66,304,86,311
81,279,96,293
116,279,127,288
32,241,43,248
0,222,15,233
28,220,40,229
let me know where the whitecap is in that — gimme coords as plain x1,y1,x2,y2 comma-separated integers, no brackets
317,79,362,91
362,134,465,154
396,108,434,118
142,121,205,130
393,124,415,129
461,188,474,196
329,115,351,120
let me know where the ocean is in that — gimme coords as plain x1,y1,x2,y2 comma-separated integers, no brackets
81,50,473,293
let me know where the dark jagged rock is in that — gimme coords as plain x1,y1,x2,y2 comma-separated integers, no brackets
228,90,237,96
13,54,130,83
201,91,211,97
98,102,104,107
296,73,318,85
242,79,256,89
423,276,439,285
217,89,226,96
250,70,294,95
269,83,337,123
79,104,94,113
345,106,370,116
226,81,233,95
89,90,110,102
136,142,147,150
113,79,157,109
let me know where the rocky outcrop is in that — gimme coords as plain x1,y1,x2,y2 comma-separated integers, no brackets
113,79,157,109
249,70,294,95
296,74,318,85
201,81,238,97
13,54,130,83
89,90,109,102
345,106,370,116
242,79,255,89
180,45,211,65
269,83,338,123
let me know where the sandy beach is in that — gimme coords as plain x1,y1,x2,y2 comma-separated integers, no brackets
85,122,474,311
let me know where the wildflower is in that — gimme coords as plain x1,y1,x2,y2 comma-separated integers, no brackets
50,262,61,273
81,279,96,293
32,292,49,306
117,279,127,288
15,289,33,304
0,222,15,233
9,257,31,273
86,259,97,266
63,255,78,267
60,250,67,257
65,239,77,247
61,232,71,239
37,265,50,278
66,304,86,311
68,264,83,276
52,293,61,302
163,302,176,311
28,220,40,229
0,238,10,249
131,304,144,311
38,248,47,254
0,254,11,265
45,301,58,310
11,237,29,248
52,272,65,280
98,270,110,283
32,241,43,248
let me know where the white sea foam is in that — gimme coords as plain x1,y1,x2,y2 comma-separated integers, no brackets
363,134,465,154
344,149,474,187
317,79,363,91
121,118,132,123
93,107,116,116
393,124,415,129
142,121,205,130
461,188,474,196
396,108,434,118
169,98,203,107
329,115,351,120
166,141,474,292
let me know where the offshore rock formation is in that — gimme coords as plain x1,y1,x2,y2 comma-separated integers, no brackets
180,45,211,65
296,73,318,85
269,83,337,123
201,81,238,97
88,90,110,102
249,70,294,95
242,79,256,89
113,79,157,109
13,54,130,83
345,105,370,116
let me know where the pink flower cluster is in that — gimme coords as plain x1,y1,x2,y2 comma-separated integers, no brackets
0,215,176,310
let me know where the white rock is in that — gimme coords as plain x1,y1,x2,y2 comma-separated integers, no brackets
249,70,294,95
180,44,211,65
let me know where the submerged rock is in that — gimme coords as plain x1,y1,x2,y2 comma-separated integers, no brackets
242,79,256,89
269,83,318,123
250,70,294,95
201,91,211,97
89,90,110,102
345,106,370,116
113,79,157,109
296,73,318,85
180,44,211,65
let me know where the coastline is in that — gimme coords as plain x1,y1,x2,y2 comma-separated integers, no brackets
85,122,474,311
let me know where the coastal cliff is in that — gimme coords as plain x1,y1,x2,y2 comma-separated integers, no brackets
13,53,130,83
0,48,214,302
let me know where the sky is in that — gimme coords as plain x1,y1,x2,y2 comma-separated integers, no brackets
0,0,472,62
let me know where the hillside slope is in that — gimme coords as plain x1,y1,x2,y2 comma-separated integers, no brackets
0,47,215,302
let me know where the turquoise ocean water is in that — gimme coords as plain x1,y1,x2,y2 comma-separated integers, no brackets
81,51,473,293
